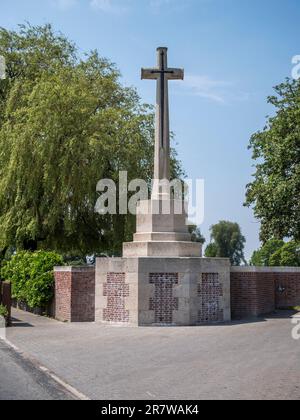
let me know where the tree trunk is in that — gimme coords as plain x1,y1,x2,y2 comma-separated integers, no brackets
0,247,8,261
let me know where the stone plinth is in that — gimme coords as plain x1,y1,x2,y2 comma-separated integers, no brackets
123,199,202,258
95,257,231,326
123,241,202,258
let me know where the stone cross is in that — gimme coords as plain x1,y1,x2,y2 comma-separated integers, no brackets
142,47,184,199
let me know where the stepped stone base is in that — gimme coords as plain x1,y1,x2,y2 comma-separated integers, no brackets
123,241,202,258
95,257,231,326
123,198,202,258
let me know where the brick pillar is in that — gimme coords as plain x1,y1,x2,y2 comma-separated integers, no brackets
54,267,95,322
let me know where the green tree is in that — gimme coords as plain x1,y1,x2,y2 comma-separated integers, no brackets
204,243,218,258
269,242,300,267
204,221,246,266
0,24,183,256
245,78,300,243
250,239,285,266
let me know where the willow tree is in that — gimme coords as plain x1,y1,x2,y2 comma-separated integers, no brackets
205,221,246,266
0,24,182,256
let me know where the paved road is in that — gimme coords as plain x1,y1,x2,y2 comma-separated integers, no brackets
5,309,300,400
0,340,74,400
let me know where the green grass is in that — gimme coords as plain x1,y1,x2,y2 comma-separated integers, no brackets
277,306,300,312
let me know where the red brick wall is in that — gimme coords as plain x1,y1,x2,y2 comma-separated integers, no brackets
54,267,95,322
231,272,275,319
231,269,300,319
103,273,129,323
275,273,300,308
198,273,224,323
54,267,300,324
149,273,179,324
71,271,95,322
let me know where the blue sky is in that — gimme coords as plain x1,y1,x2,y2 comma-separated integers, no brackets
1,0,299,259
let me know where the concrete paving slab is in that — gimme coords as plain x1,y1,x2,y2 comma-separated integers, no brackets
5,309,300,400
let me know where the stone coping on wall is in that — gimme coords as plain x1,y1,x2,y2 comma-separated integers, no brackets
54,265,300,274
54,266,95,273
231,266,300,273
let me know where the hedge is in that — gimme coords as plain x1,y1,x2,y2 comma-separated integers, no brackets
1,251,63,309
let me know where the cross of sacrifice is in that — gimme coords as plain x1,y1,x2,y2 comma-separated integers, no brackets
141,47,184,199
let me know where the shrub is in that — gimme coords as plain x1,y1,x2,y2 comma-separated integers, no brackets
1,251,63,309
0,304,8,318
1,252,32,302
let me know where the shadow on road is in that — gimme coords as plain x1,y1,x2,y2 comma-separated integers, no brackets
10,317,34,328
196,309,299,328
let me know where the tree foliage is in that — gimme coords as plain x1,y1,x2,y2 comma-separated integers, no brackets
245,78,300,242
251,239,300,267
269,241,300,267
250,239,284,266
204,221,246,266
0,23,183,255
